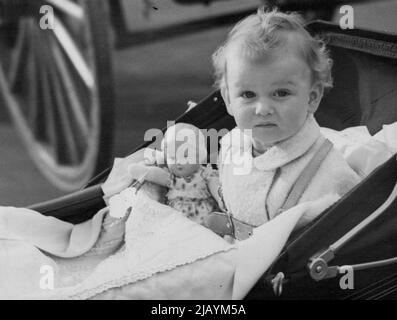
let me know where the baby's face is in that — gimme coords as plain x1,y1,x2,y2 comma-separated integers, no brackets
222,46,322,153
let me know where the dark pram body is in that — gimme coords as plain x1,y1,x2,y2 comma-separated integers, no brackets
30,21,397,299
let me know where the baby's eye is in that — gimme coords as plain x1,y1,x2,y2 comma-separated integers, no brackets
241,91,256,99
273,89,291,98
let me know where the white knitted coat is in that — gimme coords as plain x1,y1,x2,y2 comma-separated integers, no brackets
219,115,361,229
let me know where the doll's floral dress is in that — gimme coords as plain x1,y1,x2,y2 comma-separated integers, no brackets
166,165,219,225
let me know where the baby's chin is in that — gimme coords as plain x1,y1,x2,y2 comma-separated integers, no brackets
252,128,295,148
251,133,279,149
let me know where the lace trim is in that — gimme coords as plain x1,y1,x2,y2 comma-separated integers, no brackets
43,193,235,300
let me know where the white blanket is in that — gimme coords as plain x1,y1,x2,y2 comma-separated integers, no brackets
0,191,337,300
321,122,397,177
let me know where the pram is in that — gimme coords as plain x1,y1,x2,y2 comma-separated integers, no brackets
28,21,397,299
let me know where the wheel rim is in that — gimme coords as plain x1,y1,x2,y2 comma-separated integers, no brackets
0,0,113,191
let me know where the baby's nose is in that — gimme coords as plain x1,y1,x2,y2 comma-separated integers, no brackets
255,99,273,116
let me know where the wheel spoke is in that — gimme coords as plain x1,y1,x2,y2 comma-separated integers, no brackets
8,20,30,91
46,0,85,21
47,51,81,165
29,25,55,140
51,37,90,139
52,16,95,89
26,45,39,134
33,30,58,149
40,67,59,152
45,59,70,163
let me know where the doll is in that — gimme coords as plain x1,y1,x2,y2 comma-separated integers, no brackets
128,123,220,225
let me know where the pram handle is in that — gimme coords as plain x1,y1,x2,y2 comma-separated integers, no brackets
308,156,397,281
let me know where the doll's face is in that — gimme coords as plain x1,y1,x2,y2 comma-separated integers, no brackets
166,147,201,177
163,129,204,177
167,162,201,177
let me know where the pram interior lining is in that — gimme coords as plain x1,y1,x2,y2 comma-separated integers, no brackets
312,23,397,134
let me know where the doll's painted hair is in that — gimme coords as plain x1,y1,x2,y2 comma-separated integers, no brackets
161,123,208,164
212,7,333,91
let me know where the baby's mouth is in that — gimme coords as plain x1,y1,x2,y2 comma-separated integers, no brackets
255,123,277,128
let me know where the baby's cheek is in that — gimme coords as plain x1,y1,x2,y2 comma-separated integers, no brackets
234,109,253,130
281,104,307,125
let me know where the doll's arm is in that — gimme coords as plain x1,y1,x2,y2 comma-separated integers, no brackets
128,163,171,187
201,165,224,210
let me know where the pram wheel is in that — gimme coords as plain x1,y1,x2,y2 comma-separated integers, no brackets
0,0,114,191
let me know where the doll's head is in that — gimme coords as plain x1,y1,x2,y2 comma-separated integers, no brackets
161,123,207,177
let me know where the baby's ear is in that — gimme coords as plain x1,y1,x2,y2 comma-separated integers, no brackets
220,86,233,116
308,82,324,113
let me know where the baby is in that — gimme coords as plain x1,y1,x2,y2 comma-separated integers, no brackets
211,8,361,229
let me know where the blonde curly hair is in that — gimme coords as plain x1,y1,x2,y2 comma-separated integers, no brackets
212,7,333,92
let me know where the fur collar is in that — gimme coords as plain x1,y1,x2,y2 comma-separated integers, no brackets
220,114,321,171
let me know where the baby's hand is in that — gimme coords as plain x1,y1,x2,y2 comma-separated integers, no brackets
108,188,135,219
102,155,143,200
128,163,151,180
